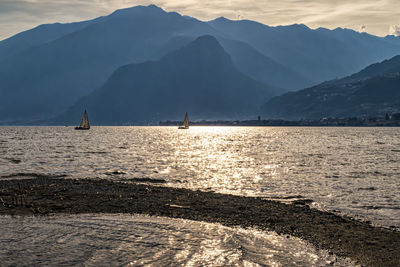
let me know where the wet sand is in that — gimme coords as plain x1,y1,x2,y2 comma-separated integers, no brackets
0,176,399,267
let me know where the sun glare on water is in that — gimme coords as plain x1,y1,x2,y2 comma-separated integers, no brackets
172,126,280,195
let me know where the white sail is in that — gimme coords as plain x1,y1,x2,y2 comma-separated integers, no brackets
79,110,90,129
179,112,189,129
183,112,189,128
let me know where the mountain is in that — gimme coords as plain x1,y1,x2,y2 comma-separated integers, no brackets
216,37,311,92
346,55,400,81
1,4,400,124
0,5,217,123
56,36,272,125
208,18,400,84
260,55,400,119
0,20,96,62
0,5,302,124
384,35,400,46
149,35,310,92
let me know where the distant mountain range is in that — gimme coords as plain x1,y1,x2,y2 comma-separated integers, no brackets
0,4,399,124
208,18,400,84
261,55,400,119
55,36,272,125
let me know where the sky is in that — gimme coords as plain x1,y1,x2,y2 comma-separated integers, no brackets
0,0,399,41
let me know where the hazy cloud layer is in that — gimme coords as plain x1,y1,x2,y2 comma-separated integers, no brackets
389,25,400,37
1,0,400,40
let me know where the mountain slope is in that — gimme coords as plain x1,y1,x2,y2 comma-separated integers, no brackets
0,20,96,62
0,5,219,122
1,4,400,124
57,36,273,125
261,55,400,119
0,5,302,124
150,35,310,91
217,38,311,91
346,55,400,81
208,18,400,84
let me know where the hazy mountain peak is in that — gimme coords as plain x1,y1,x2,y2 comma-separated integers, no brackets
57,34,272,124
213,17,232,23
109,4,166,17
210,17,267,28
333,27,369,36
185,35,223,49
286,23,310,29
160,35,232,70
2,4,400,124
166,35,224,55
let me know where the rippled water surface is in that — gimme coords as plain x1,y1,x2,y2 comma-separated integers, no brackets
0,126,399,227
0,214,353,266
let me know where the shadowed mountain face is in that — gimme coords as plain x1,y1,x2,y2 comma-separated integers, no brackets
0,4,400,124
208,18,400,84
150,35,310,93
216,38,311,93
57,36,272,125
0,21,96,62
0,5,218,123
261,55,400,119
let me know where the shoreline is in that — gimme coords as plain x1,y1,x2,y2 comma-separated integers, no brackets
1,176,399,266
159,118,400,127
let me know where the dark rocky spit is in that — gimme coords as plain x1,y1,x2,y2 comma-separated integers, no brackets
0,176,399,267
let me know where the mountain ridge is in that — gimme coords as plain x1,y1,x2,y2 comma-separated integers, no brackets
55,35,273,125
208,17,400,83
261,55,400,119
1,4,400,124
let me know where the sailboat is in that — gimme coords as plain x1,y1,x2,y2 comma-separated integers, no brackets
178,112,189,129
75,110,90,130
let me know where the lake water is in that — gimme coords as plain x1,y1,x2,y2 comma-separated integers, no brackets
0,126,399,265
0,214,353,266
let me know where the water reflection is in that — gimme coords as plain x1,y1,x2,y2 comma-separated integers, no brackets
0,126,399,227
0,214,353,266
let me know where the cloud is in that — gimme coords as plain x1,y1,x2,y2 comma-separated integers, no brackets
0,0,104,40
1,0,400,40
389,25,400,37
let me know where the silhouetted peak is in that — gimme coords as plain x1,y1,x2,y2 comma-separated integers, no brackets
212,17,232,23
160,35,231,68
286,23,310,31
189,35,222,48
333,27,345,31
384,34,400,39
169,35,226,57
210,17,256,25
109,4,166,17
147,4,162,9
332,27,358,34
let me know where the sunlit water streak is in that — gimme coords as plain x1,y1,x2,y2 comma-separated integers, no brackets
0,214,354,266
0,126,399,228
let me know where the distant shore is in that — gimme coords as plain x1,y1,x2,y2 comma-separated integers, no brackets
0,175,399,266
160,116,400,127
2,116,400,127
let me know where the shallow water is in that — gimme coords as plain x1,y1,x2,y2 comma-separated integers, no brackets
0,214,353,266
0,126,399,228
